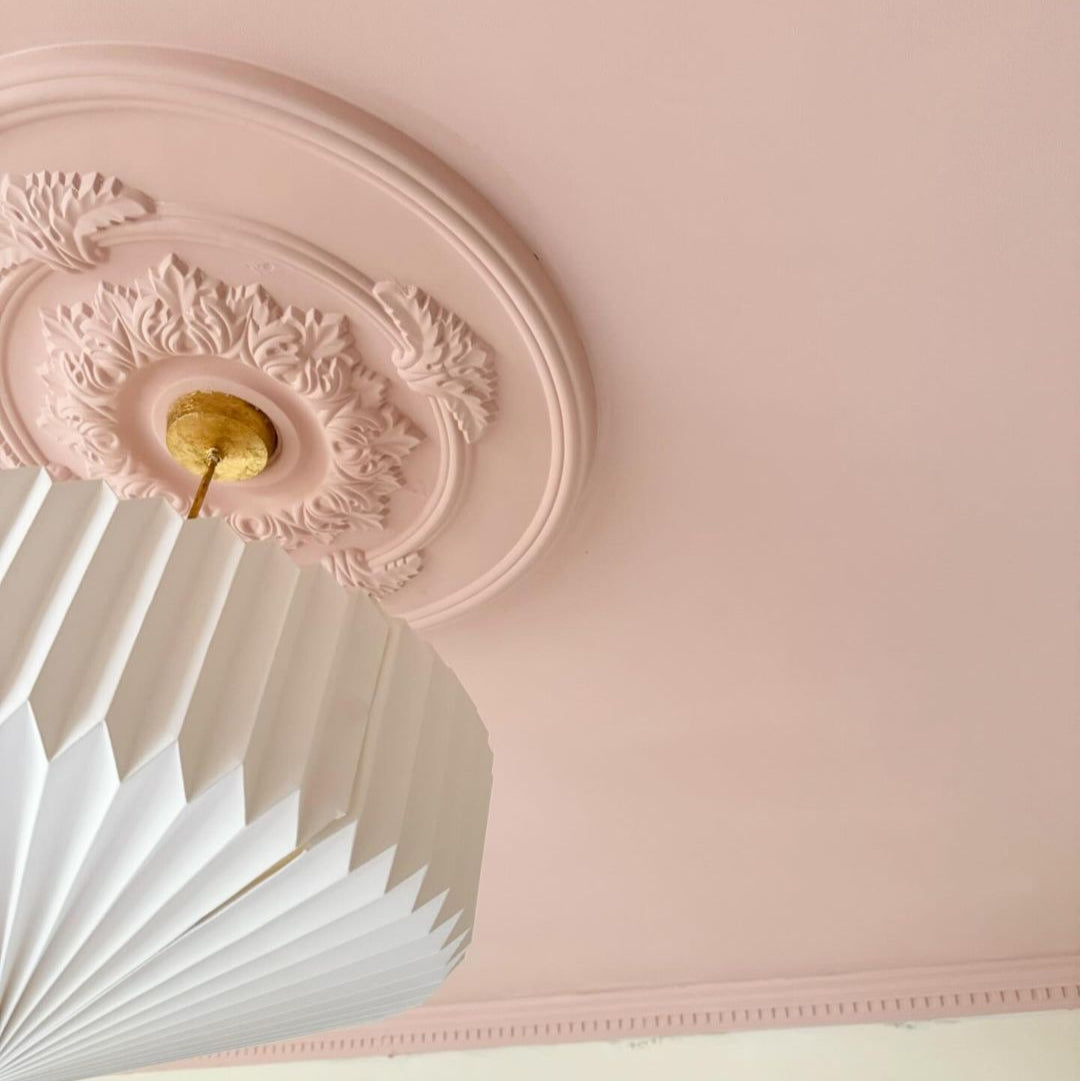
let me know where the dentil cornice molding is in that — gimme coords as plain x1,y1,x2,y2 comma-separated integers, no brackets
183,954,1080,1065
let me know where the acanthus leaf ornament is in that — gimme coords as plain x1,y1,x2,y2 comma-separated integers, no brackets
0,429,18,469
38,256,424,595
322,548,424,597
0,171,151,277
373,281,497,443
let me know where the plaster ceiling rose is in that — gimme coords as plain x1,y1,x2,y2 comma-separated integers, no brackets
0,44,595,627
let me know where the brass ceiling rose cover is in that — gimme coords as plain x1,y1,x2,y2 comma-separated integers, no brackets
165,391,278,481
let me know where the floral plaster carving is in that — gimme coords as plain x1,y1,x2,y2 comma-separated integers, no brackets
0,171,151,277
38,255,424,595
0,429,18,469
322,548,423,597
374,281,496,443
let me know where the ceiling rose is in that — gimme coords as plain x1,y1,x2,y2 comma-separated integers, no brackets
0,44,595,627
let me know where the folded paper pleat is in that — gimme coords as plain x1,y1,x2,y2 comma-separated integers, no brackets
0,469,492,1081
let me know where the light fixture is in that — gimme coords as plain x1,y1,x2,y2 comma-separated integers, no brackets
0,390,492,1081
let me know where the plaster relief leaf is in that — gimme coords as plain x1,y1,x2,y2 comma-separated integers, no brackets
41,304,135,394
286,307,352,362
352,412,423,464
39,255,424,561
373,281,497,443
0,429,20,468
322,548,423,598
0,171,151,276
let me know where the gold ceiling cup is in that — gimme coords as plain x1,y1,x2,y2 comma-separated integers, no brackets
165,390,278,481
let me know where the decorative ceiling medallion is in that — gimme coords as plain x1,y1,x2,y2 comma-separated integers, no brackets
38,255,423,595
0,45,595,625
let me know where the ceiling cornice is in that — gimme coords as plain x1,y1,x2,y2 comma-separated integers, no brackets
180,954,1080,1065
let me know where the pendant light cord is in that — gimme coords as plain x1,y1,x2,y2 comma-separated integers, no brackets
187,449,221,519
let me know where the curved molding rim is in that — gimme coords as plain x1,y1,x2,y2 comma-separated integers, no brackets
0,44,596,628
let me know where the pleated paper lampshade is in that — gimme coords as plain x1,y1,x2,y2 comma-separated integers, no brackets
0,467,492,1081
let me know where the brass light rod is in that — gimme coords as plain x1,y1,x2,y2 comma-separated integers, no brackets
187,450,222,519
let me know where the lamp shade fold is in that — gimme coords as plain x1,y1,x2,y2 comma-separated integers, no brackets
0,469,492,1081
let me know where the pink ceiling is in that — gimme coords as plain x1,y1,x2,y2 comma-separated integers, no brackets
3,0,1078,1016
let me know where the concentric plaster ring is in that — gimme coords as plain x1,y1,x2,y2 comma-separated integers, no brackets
0,44,595,627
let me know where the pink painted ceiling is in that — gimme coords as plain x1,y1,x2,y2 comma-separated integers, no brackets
2,0,1078,1020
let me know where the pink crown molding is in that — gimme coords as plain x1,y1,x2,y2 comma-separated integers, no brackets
169,955,1080,1066
0,44,596,628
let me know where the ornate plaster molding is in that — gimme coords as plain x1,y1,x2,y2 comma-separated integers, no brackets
0,428,18,469
0,171,151,277
183,954,1080,1065
374,281,496,443
322,548,424,597
0,46,596,626
0,171,497,605
38,255,423,595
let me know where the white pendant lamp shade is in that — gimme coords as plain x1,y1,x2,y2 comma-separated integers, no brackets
0,469,492,1081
